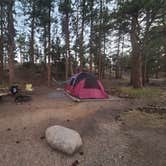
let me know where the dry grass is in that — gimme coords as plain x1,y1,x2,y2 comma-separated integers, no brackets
121,110,166,128
120,87,161,98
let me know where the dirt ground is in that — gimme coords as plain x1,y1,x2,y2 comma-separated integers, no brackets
0,85,166,166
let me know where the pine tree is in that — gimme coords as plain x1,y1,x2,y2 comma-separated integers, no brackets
59,0,73,79
115,0,166,88
7,0,15,84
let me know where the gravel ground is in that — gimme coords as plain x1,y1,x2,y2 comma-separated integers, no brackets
0,87,166,166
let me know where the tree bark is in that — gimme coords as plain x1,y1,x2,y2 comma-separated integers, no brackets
30,1,35,64
0,36,3,81
89,0,94,72
0,4,3,81
130,15,143,88
79,0,85,71
142,11,153,86
120,35,125,79
98,0,103,80
142,62,146,86
155,70,159,79
115,29,121,79
43,25,47,65
7,0,15,84
47,3,51,87
0,4,4,81
65,12,70,79
102,31,106,78
74,5,79,69
146,68,149,83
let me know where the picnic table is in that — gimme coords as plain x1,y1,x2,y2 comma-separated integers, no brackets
0,92,10,100
0,84,34,103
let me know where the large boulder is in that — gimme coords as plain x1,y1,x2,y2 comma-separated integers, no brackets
45,125,82,155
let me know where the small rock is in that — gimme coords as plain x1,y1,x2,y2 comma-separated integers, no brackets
115,115,122,121
71,160,79,166
16,141,20,144
128,108,133,112
56,88,63,91
79,151,84,156
7,128,11,131
40,136,45,140
120,155,124,159
45,125,83,155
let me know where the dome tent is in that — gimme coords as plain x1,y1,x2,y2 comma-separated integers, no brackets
65,72,108,99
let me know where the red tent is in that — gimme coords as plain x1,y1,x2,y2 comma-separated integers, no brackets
65,72,108,99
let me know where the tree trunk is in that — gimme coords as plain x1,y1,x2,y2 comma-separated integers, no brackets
102,32,106,78
109,66,112,79
7,0,15,84
130,53,142,88
65,54,69,80
98,0,103,80
115,29,121,79
0,4,3,81
142,11,152,86
43,25,47,65
142,62,147,86
74,6,79,69
155,70,159,79
65,12,70,79
69,48,73,76
146,68,149,83
30,1,35,64
47,3,51,87
0,36,3,81
120,35,125,79
130,16,143,88
79,21,84,71
79,0,85,71
89,0,94,72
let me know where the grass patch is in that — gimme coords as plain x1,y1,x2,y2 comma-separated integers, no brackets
120,87,161,98
121,110,166,128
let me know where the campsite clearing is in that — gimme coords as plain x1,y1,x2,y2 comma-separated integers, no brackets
0,84,166,166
